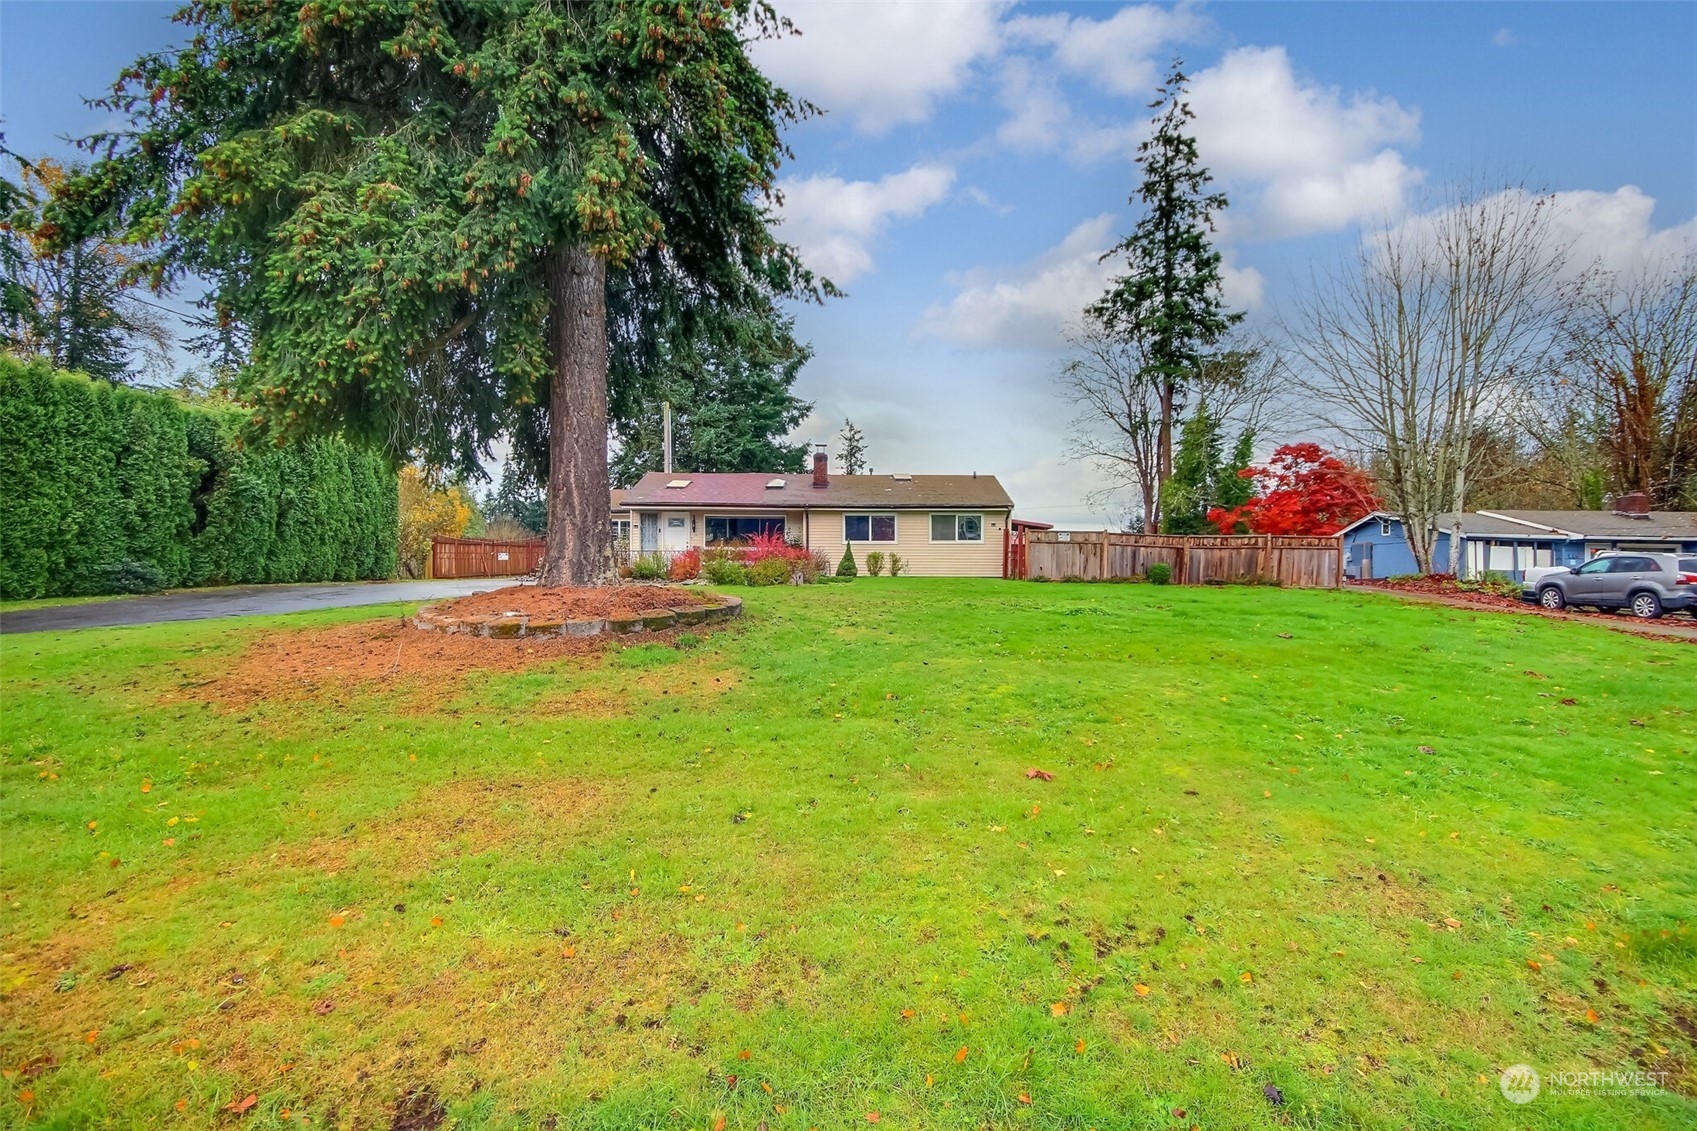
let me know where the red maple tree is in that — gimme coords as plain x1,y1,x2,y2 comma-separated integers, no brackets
1208,443,1380,535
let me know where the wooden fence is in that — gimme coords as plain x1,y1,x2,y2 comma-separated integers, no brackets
430,536,545,579
1021,531,1342,588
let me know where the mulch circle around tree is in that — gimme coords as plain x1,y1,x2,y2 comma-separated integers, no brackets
414,583,741,639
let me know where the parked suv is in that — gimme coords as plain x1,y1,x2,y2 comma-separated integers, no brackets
1523,552,1694,618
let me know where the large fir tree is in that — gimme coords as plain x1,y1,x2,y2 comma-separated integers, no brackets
65,0,822,584
1089,59,1240,520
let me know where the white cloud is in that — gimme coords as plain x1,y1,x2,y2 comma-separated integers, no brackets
754,1,1011,133
918,215,1119,350
1492,27,1518,48
776,163,956,284
1188,46,1424,239
920,214,1266,352
1389,185,1697,282
1005,4,1206,96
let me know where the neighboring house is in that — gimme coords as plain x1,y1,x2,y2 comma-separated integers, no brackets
1340,494,1697,580
613,451,1017,577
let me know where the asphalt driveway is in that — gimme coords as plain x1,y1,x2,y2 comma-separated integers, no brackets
0,579,522,634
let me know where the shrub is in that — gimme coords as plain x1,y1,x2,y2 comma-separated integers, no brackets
747,555,792,586
1147,562,1173,585
887,553,904,577
628,553,668,581
837,545,858,577
96,558,167,595
1459,569,1520,600
864,550,885,576
702,557,747,585
794,551,821,584
810,549,832,575
816,574,851,585
0,357,397,599
668,547,702,581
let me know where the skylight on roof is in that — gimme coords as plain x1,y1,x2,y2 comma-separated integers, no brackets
665,479,691,488
766,478,786,489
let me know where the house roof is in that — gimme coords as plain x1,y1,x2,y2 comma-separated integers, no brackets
1338,509,1697,540
1483,509,1697,540
616,471,1014,511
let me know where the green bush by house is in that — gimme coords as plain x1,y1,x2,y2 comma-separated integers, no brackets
0,358,398,599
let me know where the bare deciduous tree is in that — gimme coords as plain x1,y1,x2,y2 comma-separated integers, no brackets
1293,188,1566,573
1551,251,1697,507
1058,313,1284,527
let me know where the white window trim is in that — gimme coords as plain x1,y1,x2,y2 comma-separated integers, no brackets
842,512,898,543
929,512,984,544
1378,518,1393,536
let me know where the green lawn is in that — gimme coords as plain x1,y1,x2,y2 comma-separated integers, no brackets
2,580,1693,1130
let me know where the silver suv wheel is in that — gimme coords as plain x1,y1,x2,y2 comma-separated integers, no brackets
1538,587,1565,610
1630,592,1663,619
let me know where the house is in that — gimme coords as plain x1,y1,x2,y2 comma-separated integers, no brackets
1340,494,1697,580
612,451,1017,577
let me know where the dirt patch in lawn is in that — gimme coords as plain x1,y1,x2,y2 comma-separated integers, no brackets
179,618,609,710
431,583,712,622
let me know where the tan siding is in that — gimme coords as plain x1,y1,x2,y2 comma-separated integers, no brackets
806,509,1010,577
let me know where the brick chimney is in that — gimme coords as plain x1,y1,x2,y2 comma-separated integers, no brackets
812,446,829,488
1612,490,1651,516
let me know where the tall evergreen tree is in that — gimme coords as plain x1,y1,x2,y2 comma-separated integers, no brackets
2,154,171,382
838,418,868,474
609,308,811,485
1089,59,1240,521
68,0,823,585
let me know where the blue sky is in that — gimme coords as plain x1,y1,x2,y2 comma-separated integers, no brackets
4,1,1694,523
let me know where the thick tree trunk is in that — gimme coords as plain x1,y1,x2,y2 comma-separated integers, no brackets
538,243,615,588
1154,377,1175,527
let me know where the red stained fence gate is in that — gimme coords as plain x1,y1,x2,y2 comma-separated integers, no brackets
430,536,545,579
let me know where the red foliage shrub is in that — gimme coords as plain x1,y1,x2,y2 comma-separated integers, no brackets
1207,443,1379,536
741,529,810,566
668,547,702,581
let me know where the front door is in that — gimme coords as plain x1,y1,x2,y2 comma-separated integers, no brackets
639,512,660,552
1358,542,1373,580
662,514,690,552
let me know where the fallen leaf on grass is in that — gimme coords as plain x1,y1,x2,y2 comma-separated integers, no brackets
1263,1083,1285,1106
865,1113,881,1124
1239,972,1254,984
1222,1051,1241,1069
1025,768,1054,781
1134,983,1151,996
1017,1093,1032,1104
223,1093,258,1114
1527,960,1543,971
1075,1039,1086,1053
900,1008,915,1019
954,1046,968,1063
1443,918,1462,929
314,998,335,1015
1050,1001,1068,1016
1586,1009,1599,1024
1417,746,1435,755
738,1050,751,1060
328,915,345,928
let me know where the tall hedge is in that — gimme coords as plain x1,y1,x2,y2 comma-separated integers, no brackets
0,358,398,599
